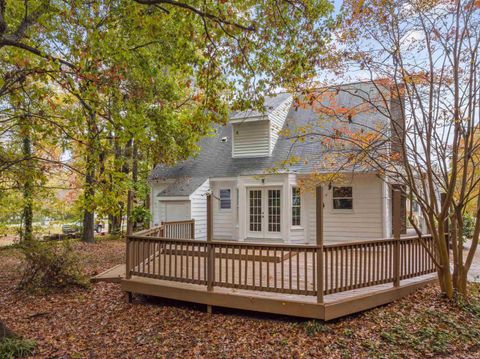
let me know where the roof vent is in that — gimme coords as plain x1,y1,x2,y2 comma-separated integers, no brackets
221,136,228,143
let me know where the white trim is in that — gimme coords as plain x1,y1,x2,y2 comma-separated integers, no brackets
229,116,268,124
231,125,234,158
331,185,354,212
268,120,272,155
291,186,302,227
218,188,232,211
210,177,238,182
158,196,190,201
232,153,271,158
246,186,283,239
243,181,284,187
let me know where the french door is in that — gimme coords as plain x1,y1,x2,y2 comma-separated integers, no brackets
247,187,282,238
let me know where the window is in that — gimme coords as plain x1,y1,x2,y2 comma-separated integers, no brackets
333,186,353,210
292,187,301,226
412,200,419,212
219,189,231,209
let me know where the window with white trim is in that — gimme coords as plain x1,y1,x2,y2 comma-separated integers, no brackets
219,189,231,209
332,186,353,210
292,187,301,226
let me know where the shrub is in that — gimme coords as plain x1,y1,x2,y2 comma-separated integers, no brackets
18,240,88,292
0,338,36,359
463,213,475,240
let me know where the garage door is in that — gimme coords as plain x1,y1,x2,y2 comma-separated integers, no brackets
164,201,190,222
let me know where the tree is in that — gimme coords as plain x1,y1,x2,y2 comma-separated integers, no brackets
288,0,480,298
1,0,335,242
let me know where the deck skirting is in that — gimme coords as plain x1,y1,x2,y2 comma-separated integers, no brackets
121,275,436,320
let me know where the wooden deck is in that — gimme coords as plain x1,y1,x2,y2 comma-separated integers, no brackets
122,273,436,320
91,264,125,283
118,233,437,320
114,193,440,320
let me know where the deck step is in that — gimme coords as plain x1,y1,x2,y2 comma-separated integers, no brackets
91,264,125,283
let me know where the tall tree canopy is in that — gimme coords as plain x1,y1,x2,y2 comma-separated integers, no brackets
0,0,335,240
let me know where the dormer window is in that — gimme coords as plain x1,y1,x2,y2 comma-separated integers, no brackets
230,94,293,158
232,121,270,158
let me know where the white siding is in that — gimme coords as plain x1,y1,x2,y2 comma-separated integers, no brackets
289,228,305,243
189,179,210,240
269,96,293,152
150,181,170,226
305,174,384,243
232,121,270,157
211,181,236,239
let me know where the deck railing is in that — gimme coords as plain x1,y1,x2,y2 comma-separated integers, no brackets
134,220,195,239
126,220,195,274
125,233,437,298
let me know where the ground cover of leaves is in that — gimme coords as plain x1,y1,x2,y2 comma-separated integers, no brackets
1,238,480,358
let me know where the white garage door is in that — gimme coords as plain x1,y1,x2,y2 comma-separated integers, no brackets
164,201,190,222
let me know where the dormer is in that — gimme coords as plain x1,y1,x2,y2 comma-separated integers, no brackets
230,94,293,158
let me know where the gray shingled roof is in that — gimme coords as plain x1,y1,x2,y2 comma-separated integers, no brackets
229,93,292,120
151,83,390,196
157,177,207,197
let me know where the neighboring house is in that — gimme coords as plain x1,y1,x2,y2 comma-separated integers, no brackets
149,81,412,243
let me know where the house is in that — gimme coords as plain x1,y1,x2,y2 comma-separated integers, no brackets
148,81,410,244
104,81,438,320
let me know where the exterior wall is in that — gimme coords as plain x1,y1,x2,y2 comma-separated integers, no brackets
189,179,210,240
152,173,388,244
269,96,293,152
304,174,385,243
232,121,270,158
210,180,237,240
150,180,173,226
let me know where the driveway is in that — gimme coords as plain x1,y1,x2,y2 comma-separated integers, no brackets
0,236,18,247
464,240,480,282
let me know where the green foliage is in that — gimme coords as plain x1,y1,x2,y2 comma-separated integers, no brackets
374,303,480,356
18,241,87,292
462,213,475,240
0,338,36,359
303,320,330,336
131,206,151,225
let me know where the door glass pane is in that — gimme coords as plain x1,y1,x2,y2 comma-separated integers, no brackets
268,189,281,232
249,190,262,232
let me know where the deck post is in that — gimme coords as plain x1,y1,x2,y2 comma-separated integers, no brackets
316,186,324,303
207,193,214,292
191,219,195,239
126,291,133,303
393,189,401,287
125,235,131,279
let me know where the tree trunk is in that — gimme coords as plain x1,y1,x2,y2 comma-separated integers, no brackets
126,139,136,235
21,119,33,241
437,225,454,298
132,141,139,232
82,114,97,243
82,162,95,243
108,132,122,235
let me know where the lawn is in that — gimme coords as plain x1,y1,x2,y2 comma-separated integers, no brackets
1,238,480,358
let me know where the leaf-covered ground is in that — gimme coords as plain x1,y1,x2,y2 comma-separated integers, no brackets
1,238,480,358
